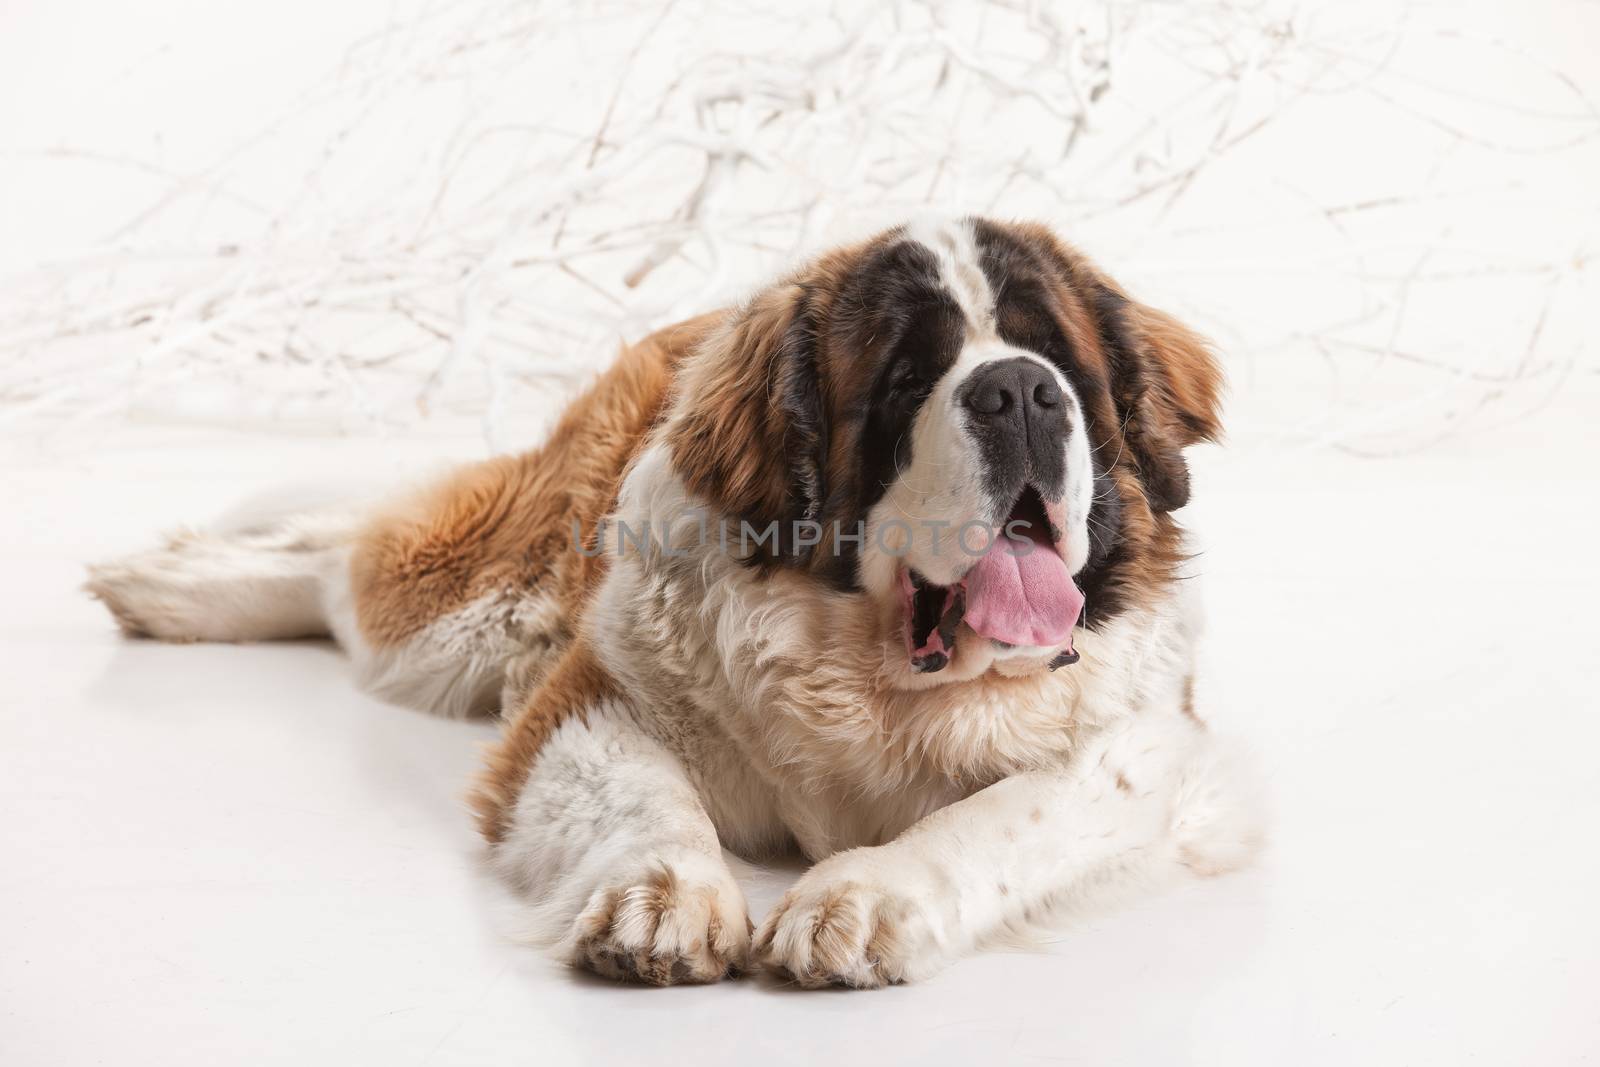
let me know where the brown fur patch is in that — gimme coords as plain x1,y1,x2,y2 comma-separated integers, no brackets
470,640,615,842
351,314,721,648
1181,673,1204,726
665,285,811,535
663,235,890,565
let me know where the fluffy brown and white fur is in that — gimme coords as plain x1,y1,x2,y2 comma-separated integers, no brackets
87,217,1264,988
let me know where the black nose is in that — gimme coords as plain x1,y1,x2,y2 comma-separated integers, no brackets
958,357,1069,500
960,357,1063,422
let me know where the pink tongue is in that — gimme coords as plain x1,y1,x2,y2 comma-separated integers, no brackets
962,532,1084,648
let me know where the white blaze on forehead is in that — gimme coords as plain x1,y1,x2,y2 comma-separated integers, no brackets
902,216,996,339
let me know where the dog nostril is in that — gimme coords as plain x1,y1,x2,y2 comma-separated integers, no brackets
966,385,1011,416
1033,381,1060,408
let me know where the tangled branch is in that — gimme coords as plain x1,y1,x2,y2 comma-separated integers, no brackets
1,0,1594,454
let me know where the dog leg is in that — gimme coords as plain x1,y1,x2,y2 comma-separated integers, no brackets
755,711,1265,987
490,699,752,985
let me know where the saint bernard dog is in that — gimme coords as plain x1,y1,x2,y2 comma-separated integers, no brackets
87,217,1264,988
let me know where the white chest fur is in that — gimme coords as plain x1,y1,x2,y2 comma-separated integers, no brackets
583,445,1201,859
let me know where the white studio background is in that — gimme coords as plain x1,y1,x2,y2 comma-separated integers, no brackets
2,0,1595,454
3,4,1600,1065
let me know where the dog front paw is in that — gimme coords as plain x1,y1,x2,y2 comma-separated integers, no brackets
568,853,751,985
754,851,948,988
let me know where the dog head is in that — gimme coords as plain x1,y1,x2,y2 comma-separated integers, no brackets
666,217,1221,681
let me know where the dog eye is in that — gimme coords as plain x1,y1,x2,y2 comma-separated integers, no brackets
888,363,929,398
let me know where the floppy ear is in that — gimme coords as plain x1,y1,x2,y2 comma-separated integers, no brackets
1090,285,1223,513
666,283,826,556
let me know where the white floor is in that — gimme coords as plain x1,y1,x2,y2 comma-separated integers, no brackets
4,397,1598,1066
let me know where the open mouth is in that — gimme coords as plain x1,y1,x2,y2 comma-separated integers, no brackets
902,485,1085,674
